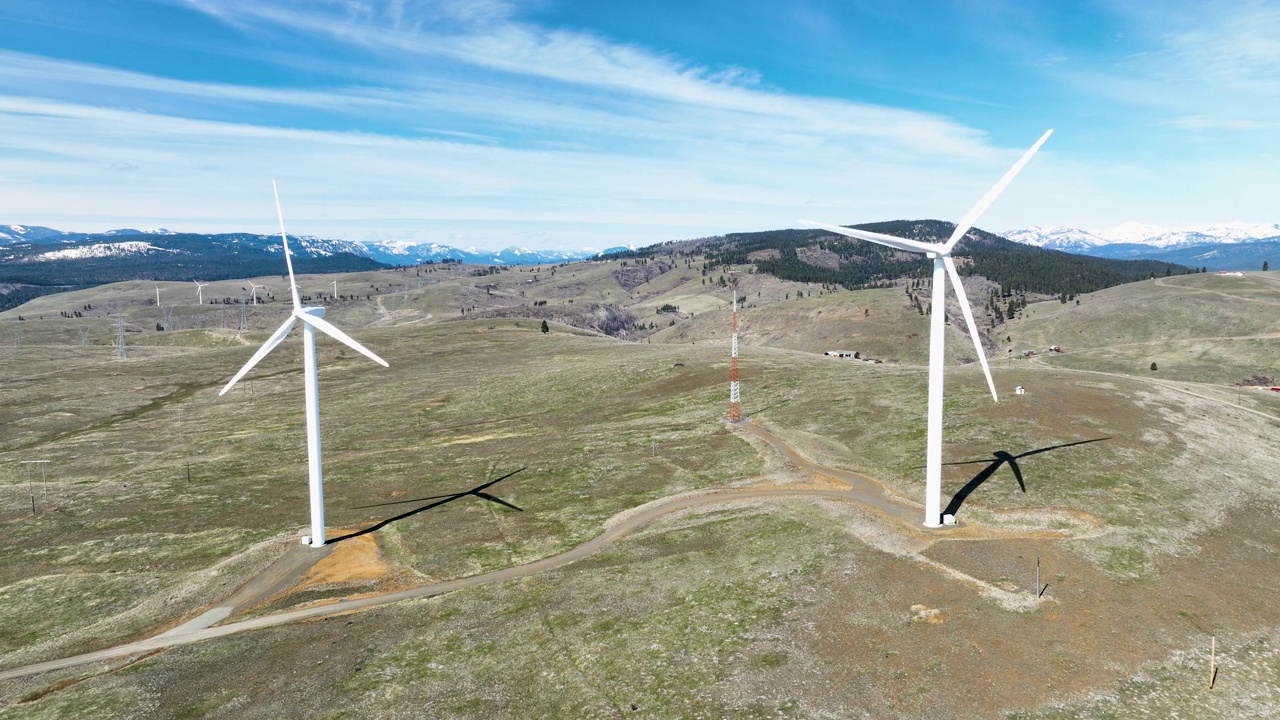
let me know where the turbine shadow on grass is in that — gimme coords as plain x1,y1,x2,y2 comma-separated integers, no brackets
940,438,1110,518
329,468,525,543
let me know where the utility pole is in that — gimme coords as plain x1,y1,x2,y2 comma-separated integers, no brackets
20,460,50,512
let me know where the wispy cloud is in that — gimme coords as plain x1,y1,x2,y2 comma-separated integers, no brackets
0,1,1061,247
1056,1,1280,130
181,0,992,159
1160,116,1280,132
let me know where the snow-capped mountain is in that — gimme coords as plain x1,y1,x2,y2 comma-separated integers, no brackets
1008,222,1280,251
1,223,631,284
0,225,182,245
0,225,86,244
1005,222,1280,270
1003,226,1111,252
29,241,185,262
357,241,612,266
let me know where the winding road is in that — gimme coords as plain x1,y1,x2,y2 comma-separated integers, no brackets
0,420,1085,683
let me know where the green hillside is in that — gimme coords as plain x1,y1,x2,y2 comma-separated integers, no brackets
615,220,1196,297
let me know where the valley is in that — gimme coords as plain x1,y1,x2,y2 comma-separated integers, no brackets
1,257,1279,718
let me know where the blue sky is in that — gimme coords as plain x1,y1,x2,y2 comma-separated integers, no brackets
0,0,1276,250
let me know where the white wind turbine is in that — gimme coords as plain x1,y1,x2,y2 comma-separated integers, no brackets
154,285,162,307
219,181,389,547
802,129,1052,528
248,281,263,305
193,280,208,305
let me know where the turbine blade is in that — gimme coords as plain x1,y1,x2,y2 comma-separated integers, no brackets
943,256,998,402
272,180,303,311
801,220,940,254
219,316,297,395
298,312,389,367
943,129,1052,253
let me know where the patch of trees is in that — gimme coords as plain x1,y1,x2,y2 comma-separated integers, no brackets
0,285,68,313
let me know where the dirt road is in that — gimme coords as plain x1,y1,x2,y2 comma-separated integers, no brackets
0,420,1080,682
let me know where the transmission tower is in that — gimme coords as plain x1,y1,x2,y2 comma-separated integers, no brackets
114,320,127,358
729,272,742,423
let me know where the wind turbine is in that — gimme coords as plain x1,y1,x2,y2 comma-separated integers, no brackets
193,280,208,305
219,181,389,547
802,129,1052,528
154,285,162,307
248,281,263,305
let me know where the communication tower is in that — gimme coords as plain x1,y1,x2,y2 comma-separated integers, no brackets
729,273,741,423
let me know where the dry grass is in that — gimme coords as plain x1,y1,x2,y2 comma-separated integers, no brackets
3,265,1280,717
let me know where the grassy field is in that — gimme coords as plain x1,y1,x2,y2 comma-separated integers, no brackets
1006,272,1280,384
2,262,1280,717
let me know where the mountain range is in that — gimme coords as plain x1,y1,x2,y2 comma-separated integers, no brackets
0,225,629,267
1005,222,1280,270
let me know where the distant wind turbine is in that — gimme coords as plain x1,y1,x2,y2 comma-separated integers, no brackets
193,280,208,305
154,285,162,307
219,181,389,547
248,281,263,305
802,129,1052,528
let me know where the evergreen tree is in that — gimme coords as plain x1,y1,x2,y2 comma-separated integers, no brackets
540,320,549,333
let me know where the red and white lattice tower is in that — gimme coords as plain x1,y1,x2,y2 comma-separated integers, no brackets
729,273,742,423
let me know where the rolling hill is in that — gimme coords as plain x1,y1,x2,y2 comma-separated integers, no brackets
613,220,1195,297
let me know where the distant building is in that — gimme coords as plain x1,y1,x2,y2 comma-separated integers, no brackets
823,350,859,358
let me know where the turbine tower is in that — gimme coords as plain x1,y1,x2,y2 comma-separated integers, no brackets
248,282,263,306
220,181,389,547
193,280,208,305
802,129,1051,528
729,272,742,423
154,285,162,307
